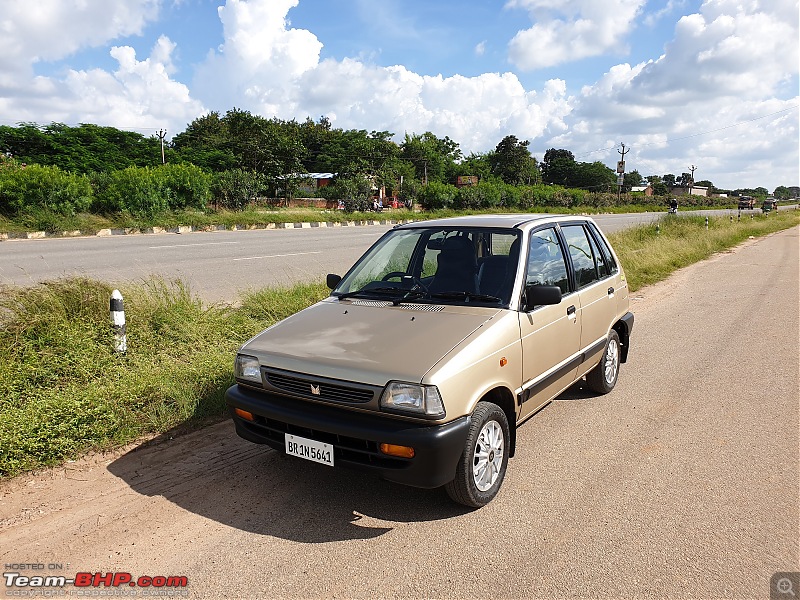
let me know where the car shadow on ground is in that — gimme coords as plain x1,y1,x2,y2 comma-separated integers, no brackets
107,420,471,544
555,379,600,401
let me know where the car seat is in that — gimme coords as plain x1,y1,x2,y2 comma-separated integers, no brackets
429,236,478,294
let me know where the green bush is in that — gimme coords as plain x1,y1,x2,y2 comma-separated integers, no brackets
211,169,268,210
455,181,502,209
321,176,372,212
90,165,212,216
0,164,92,216
397,178,420,208
155,163,212,211
498,184,520,208
417,181,458,210
90,167,165,215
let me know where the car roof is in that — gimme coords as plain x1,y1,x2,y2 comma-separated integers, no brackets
395,213,594,230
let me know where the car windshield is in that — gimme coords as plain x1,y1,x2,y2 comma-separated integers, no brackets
332,226,522,306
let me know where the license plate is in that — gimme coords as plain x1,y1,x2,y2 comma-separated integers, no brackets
285,433,334,467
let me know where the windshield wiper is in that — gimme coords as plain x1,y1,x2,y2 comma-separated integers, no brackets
335,287,405,300
429,291,503,304
391,285,430,306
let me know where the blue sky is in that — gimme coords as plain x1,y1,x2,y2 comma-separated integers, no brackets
1,0,797,191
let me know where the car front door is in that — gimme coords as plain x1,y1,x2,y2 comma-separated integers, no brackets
518,226,581,420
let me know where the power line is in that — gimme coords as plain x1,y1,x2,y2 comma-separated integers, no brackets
570,105,799,159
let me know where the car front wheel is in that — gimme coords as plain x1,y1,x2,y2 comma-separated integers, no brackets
586,329,621,394
445,402,509,508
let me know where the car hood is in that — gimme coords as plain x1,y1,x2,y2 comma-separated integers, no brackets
241,297,502,386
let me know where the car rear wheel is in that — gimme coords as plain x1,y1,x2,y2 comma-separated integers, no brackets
586,329,621,394
445,402,509,508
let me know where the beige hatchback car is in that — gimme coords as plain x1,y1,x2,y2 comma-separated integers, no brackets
227,214,634,507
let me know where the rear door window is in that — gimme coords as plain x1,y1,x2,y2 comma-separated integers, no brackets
561,225,599,289
588,223,618,274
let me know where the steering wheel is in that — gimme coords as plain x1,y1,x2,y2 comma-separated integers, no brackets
380,272,430,294
381,271,408,281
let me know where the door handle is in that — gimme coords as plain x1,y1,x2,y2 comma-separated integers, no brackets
608,286,615,296
567,305,576,319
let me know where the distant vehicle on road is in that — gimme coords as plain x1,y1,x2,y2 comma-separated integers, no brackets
738,197,754,210
762,198,778,213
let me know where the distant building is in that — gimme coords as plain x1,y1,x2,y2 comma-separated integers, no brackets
281,172,336,194
673,186,708,197
630,184,653,196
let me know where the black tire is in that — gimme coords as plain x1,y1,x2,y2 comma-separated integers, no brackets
445,402,510,508
586,329,621,394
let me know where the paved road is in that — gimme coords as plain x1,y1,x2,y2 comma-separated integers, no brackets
0,211,762,304
1,226,797,599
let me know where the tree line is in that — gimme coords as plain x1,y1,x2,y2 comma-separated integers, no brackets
1,110,796,218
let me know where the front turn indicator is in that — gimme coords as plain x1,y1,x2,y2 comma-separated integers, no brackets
379,443,415,459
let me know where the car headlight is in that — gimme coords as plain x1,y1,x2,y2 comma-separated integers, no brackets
235,354,262,384
380,382,445,418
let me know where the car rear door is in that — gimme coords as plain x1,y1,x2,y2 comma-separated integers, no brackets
517,226,581,420
560,223,617,371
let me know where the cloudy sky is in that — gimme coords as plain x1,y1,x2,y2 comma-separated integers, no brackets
1,0,797,191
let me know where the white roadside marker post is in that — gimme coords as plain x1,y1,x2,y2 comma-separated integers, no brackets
110,289,127,353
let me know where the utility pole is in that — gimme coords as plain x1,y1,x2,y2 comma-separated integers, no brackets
616,143,628,203
157,129,167,165
688,164,697,196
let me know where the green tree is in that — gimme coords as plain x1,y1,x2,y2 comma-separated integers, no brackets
488,135,540,185
623,170,643,192
695,179,714,189
569,162,616,191
400,132,462,184
171,111,237,171
773,185,791,200
454,152,493,182
0,122,160,173
647,175,668,196
541,149,575,185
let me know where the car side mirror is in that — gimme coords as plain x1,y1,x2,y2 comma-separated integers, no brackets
326,274,342,290
522,284,562,312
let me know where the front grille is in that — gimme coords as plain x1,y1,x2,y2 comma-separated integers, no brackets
265,370,375,404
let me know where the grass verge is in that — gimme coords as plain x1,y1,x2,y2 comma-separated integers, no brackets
0,203,743,234
607,210,800,291
0,211,797,478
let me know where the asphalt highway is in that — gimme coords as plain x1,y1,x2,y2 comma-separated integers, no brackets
0,210,764,303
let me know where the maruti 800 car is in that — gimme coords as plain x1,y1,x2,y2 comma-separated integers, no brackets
226,214,634,507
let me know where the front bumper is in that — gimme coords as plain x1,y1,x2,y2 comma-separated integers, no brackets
225,384,470,489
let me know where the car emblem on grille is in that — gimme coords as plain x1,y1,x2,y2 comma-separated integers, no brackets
310,384,321,395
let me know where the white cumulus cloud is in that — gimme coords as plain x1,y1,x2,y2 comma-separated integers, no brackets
505,0,647,69
192,0,573,154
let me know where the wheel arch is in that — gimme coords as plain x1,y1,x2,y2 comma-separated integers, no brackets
613,312,634,364
476,386,518,458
